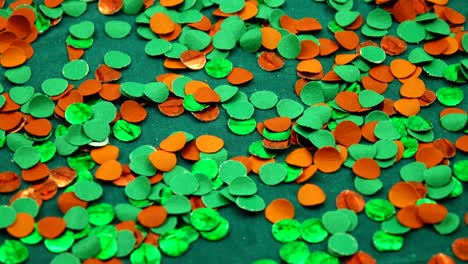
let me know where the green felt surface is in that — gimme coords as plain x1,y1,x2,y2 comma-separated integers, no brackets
0,1,467,263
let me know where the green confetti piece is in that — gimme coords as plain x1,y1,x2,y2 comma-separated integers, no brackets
183,94,209,112
13,146,40,169
227,118,256,135
143,82,169,103
408,47,434,64
372,230,404,252
279,241,309,264
0,206,16,229
423,59,448,78
158,229,190,257
240,28,262,53
436,86,464,106
191,208,221,232
335,10,359,27
213,30,237,50
308,129,336,148
359,46,386,64
20,226,43,245
214,84,239,102
0,240,29,264
104,50,132,69
433,212,460,235
365,199,395,222
65,103,93,125
66,35,93,49
271,219,301,243
202,191,231,208
125,176,151,200
276,99,304,119
164,43,188,59
9,85,34,106
39,4,64,20
307,251,339,264
300,218,328,243
334,65,360,82
454,160,468,182
440,113,467,132
300,82,325,106
264,0,285,7
67,153,95,171
28,94,55,118
116,230,136,257
87,203,115,226
425,18,450,35
113,120,142,142
462,34,468,52
423,165,452,187
122,0,143,14
41,78,68,97
82,119,111,142
61,1,87,17
249,90,279,110
354,177,383,196
178,10,203,24
225,101,254,120
366,8,392,29
163,195,192,215
74,181,103,202
105,20,132,39
381,216,411,235
71,235,100,260
192,158,218,180
219,0,245,13
426,181,455,200
236,194,265,212
327,233,359,257
358,90,384,108
228,176,257,196
180,31,210,51
168,171,199,195
249,140,276,159
374,121,401,141
11,197,39,218
64,206,89,231
218,160,247,184
145,38,172,56
62,59,89,81
321,210,352,234
399,161,426,182
361,24,388,38
200,216,230,241
69,21,94,39
4,65,32,84
7,133,34,152
278,34,301,59
115,203,141,222
51,253,81,264
259,162,287,186
44,231,75,253
397,20,426,43
205,58,233,78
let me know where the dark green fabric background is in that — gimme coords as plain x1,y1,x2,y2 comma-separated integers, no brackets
0,0,467,263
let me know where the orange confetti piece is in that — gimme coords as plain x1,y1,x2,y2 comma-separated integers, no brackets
148,149,177,172
314,146,343,173
195,135,224,153
265,198,295,223
297,183,326,206
150,12,175,34
227,67,254,85
352,158,381,180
